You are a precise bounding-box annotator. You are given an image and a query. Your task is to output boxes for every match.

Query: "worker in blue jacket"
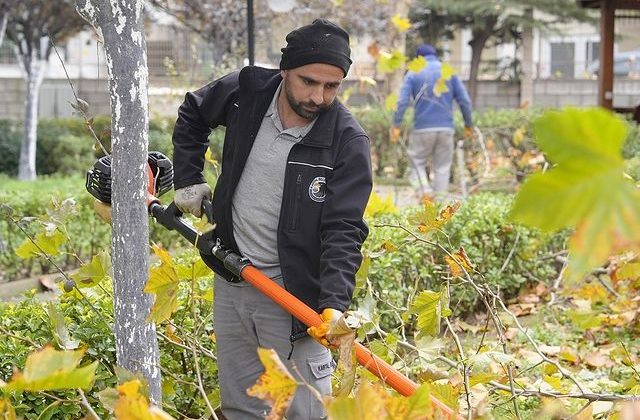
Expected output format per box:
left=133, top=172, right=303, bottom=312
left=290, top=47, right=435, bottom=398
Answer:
left=391, top=44, right=474, bottom=201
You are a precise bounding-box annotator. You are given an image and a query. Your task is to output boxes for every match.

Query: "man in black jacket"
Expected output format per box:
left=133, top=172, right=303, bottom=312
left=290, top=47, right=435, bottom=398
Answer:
left=171, top=19, right=372, bottom=419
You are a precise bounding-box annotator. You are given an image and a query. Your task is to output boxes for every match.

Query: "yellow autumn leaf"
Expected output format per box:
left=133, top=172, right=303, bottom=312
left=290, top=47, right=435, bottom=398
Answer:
left=385, top=383, right=432, bottom=419
left=437, top=202, right=461, bottom=225
left=444, top=247, right=473, bottom=277
left=204, top=148, right=218, bottom=167
left=433, top=77, right=449, bottom=97
left=114, top=380, right=176, bottom=420
left=359, top=76, right=377, bottom=87
left=0, top=397, right=17, bottom=420
left=385, top=92, right=398, bottom=112
left=440, top=63, right=455, bottom=80
left=365, top=192, right=398, bottom=219
left=247, top=348, right=297, bottom=420
left=15, top=229, right=66, bottom=259
left=383, top=240, right=398, bottom=252
left=145, top=247, right=182, bottom=323
left=326, top=381, right=387, bottom=420
left=391, top=15, right=412, bottom=32
left=512, top=126, right=527, bottom=146
left=407, top=56, right=427, bottom=73
left=151, top=244, right=173, bottom=266
left=377, top=50, right=406, bottom=74
left=543, top=375, right=567, bottom=393
left=175, top=259, right=212, bottom=281
left=616, top=261, right=640, bottom=281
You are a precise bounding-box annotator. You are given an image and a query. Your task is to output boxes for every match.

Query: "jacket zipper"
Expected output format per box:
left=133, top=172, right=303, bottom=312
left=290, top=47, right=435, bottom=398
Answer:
left=290, top=173, right=302, bottom=231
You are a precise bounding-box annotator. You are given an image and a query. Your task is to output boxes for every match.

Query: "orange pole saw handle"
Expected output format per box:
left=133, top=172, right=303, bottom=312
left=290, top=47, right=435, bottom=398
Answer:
left=147, top=200, right=460, bottom=418
left=240, top=265, right=459, bottom=418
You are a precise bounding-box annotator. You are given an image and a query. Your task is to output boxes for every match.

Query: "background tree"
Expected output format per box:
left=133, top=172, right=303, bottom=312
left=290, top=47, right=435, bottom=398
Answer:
left=148, top=0, right=252, bottom=71
left=0, top=2, right=8, bottom=48
left=413, top=0, right=591, bottom=104
left=4, top=0, right=86, bottom=180
left=75, top=0, right=162, bottom=403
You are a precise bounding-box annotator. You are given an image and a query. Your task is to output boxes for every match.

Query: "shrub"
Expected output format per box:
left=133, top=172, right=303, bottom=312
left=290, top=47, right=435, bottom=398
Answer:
left=0, top=120, right=22, bottom=176
left=0, top=275, right=217, bottom=419
left=623, top=118, right=640, bottom=160
left=0, top=176, right=188, bottom=282
left=362, top=193, right=566, bottom=323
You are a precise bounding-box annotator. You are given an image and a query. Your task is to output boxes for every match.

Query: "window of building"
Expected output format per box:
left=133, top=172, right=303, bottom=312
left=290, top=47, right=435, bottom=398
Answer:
left=586, top=41, right=600, bottom=67
left=550, top=42, right=575, bottom=78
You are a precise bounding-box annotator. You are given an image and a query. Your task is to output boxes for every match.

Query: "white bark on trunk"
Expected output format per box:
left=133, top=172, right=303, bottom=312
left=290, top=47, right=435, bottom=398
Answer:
left=0, top=13, right=7, bottom=48
left=76, top=0, right=161, bottom=403
left=18, top=50, right=47, bottom=180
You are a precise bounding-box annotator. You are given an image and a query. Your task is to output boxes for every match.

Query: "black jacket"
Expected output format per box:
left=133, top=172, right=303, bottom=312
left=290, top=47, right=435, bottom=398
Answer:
left=172, top=66, right=372, bottom=337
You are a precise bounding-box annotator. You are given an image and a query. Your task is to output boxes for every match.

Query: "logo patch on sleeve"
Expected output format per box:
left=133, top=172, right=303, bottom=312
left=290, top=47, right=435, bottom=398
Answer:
left=308, top=177, right=326, bottom=203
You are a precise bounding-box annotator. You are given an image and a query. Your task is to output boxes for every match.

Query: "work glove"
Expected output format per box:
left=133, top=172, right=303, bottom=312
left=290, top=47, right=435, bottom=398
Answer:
left=463, top=126, right=474, bottom=140
left=174, top=183, right=212, bottom=218
left=389, top=126, right=401, bottom=144
left=308, top=308, right=345, bottom=348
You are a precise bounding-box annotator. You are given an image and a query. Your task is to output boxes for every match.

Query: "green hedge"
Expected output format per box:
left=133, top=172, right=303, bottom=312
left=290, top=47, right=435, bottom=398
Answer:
left=0, top=117, right=227, bottom=177
left=0, top=176, right=189, bottom=283
left=0, top=276, right=217, bottom=418
left=362, top=193, right=567, bottom=320
left=2, top=108, right=637, bottom=179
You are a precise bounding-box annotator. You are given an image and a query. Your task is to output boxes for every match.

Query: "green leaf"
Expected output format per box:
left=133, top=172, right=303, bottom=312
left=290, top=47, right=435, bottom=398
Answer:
left=408, top=290, right=441, bottom=337
left=439, top=287, right=451, bottom=318
left=71, top=250, right=111, bottom=288
left=36, top=401, right=61, bottom=420
left=355, top=255, right=370, bottom=291
left=384, top=92, right=398, bottom=112
left=15, top=230, right=66, bottom=259
left=5, top=346, right=97, bottom=392
left=97, top=388, right=119, bottom=413
left=510, top=108, right=640, bottom=282
left=47, top=303, right=80, bottom=350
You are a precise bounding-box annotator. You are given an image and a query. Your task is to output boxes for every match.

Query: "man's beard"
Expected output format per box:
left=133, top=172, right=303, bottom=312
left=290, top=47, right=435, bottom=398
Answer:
left=284, top=79, right=331, bottom=121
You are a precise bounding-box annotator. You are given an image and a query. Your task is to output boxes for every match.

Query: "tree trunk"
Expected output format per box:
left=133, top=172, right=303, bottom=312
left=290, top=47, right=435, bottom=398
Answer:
left=76, top=0, right=161, bottom=403
left=520, top=8, right=534, bottom=107
left=18, top=51, right=46, bottom=181
left=0, top=13, right=7, bottom=48
left=467, top=16, right=497, bottom=106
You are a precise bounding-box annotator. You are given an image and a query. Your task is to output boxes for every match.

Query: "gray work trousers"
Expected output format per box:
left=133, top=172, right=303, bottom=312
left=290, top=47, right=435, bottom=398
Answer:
left=406, top=130, right=455, bottom=198
left=213, top=274, right=333, bottom=420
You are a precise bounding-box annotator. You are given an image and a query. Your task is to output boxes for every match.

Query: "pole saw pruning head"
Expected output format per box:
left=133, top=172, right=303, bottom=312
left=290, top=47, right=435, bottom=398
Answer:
left=86, top=151, right=174, bottom=204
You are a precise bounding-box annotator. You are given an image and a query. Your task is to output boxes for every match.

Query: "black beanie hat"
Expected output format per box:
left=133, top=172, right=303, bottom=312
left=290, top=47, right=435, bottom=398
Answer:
left=280, top=19, right=352, bottom=77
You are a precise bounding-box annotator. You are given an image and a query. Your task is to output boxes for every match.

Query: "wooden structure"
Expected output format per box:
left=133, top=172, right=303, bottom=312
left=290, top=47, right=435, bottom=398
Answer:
left=579, top=0, right=640, bottom=110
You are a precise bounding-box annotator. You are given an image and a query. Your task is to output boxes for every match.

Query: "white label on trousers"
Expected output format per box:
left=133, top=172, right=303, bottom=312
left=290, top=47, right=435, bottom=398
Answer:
left=309, top=357, right=336, bottom=379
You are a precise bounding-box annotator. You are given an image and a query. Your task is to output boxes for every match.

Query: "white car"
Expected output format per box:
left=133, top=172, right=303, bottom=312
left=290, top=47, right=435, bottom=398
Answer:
left=587, top=50, right=640, bottom=77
